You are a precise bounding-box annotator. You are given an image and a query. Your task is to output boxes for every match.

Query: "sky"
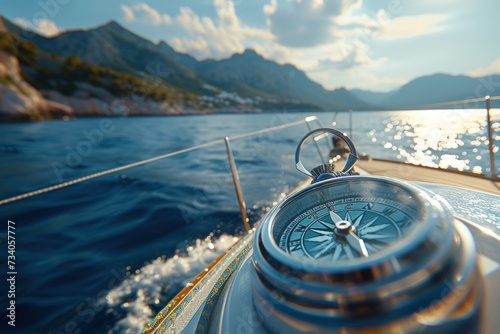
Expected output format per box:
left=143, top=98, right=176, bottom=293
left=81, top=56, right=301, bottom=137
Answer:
left=2, top=0, right=500, bottom=92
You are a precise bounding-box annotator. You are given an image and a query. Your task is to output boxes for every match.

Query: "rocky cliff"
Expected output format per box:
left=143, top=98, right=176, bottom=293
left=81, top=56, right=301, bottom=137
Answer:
left=0, top=50, right=186, bottom=120
left=0, top=50, right=72, bottom=121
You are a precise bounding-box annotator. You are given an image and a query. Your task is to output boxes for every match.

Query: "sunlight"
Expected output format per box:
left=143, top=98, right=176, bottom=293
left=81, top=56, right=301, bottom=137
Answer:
left=372, top=109, right=498, bottom=173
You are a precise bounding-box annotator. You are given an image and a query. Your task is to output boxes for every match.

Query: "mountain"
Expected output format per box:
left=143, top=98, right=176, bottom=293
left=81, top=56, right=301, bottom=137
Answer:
left=19, top=20, right=206, bottom=94
left=1, top=15, right=499, bottom=116
left=350, top=89, right=396, bottom=106
left=156, top=41, right=198, bottom=69
left=196, top=50, right=376, bottom=110
left=351, top=73, right=500, bottom=109
left=0, top=17, right=376, bottom=111
left=389, top=73, right=500, bottom=108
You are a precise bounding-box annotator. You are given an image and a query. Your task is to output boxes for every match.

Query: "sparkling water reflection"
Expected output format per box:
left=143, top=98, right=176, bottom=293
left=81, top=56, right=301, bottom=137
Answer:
left=0, top=110, right=498, bottom=333
left=355, top=109, right=499, bottom=174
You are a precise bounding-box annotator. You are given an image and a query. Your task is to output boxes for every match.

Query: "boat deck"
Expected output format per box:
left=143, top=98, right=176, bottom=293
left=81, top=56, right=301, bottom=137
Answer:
left=356, top=158, right=500, bottom=195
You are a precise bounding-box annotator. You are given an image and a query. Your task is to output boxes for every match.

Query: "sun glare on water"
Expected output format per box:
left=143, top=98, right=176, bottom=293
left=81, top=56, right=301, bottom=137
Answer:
left=372, top=109, right=499, bottom=174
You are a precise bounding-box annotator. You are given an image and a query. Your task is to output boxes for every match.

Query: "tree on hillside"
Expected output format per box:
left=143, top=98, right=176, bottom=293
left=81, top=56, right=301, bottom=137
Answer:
left=0, top=32, right=38, bottom=65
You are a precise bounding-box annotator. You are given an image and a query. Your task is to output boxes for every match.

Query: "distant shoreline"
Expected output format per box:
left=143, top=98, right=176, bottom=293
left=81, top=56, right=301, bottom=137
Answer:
left=4, top=106, right=500, bottom=124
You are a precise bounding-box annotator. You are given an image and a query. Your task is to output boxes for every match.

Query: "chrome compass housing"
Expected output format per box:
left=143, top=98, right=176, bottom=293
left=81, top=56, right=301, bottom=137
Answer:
left=251, top=128, right=482, bottom=334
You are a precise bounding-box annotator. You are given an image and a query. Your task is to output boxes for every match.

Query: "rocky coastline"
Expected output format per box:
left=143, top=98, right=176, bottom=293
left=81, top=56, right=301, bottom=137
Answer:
left=0, top=50, right=206, bottom=122
left=0, top=51, right=72, bottom=121
left=0, top=49, right=269, bottom=122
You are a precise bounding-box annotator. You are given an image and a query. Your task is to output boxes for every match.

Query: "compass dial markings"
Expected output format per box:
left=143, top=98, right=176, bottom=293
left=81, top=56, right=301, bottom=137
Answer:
left=295, top=224, right=307, bottom=233
left=317, top=220, right=334, bottom=229
left=279, top=189, right=421, bottom=262
left=363, top=202, right=374, bottom=210
left=308, top=240, right=332, bottom=254
left=396, top=217, right=412, bottom=228
left=382, top=207, right=397, bottom=216
left=361, top=233, right=394, bottom=240
left=344, top=245, right=355, bottom=259
left=289, top=237, right=301, bottom=247
left=352, top=212, right=365, bottom=228
left=310, top=228, right=332, bottom=236
left=332, top=244, right=343, bottom=261
left=345, top=211, right=353, bottom=223
left=313, top=241, right=338, bottom=259
left=307, top=234, right=332, bottom=243
left=365, top=243, right=379, bottom=253
left=359, top=223, right=390, bottom=234
left=356, top=215, right=378, bottom=229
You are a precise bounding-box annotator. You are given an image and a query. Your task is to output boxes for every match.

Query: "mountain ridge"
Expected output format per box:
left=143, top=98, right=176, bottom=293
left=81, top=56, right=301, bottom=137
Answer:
left=0, top=16, right=377, bottom=111
left=352, top=72, right=500, bottom=109
left=1, top=15, right=499, bottom=117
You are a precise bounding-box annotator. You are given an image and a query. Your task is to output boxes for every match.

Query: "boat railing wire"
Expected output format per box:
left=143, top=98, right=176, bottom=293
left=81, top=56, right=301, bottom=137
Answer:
left=2, top=98, right=498, bottom=207
left=417, top=96, right=499, bottom=178
left=0, top=117, right=325, bottom=208
left=336, top=96, right=500, bottom=179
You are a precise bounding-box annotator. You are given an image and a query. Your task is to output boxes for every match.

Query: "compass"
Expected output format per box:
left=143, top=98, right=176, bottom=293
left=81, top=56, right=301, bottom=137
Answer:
left=251, top=128, right=482, bottom=334
left=277, top=179, right=418, bottom=262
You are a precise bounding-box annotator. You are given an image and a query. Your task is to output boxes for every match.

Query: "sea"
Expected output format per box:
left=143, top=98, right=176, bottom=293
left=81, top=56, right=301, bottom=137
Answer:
left=0, top=109, right=498, bottom=333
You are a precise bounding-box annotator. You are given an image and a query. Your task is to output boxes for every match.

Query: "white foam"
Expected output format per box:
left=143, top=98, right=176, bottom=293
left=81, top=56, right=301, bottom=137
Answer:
left=105, top=234, right=240, bottom=333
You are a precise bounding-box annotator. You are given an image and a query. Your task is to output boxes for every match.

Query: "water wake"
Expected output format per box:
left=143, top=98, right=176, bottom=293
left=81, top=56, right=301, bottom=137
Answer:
left=105, top=234, right=240, bottom=333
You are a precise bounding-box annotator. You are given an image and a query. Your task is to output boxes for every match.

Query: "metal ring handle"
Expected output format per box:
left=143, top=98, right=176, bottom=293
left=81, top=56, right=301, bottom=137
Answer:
left=295, top=128, right=358, bottom=177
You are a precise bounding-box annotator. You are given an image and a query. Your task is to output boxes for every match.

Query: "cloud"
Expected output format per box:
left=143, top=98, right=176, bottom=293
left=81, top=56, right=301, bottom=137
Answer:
left=304, top=39, right=388, bottom=89
left=171, top=0, right=273, bottom=59
left=162, top=0, right=389, bottom=90
left=263, top=0, right=277, bottom=16
left=120, top=5, right=135, bottom=22
left=14, top=17, right=60, bottom=37
left=169, top=0, right=376, bottom=66
left=120, top=3, right=171, bottom=26
left=304, top=10, right=449, bottom=90
left=172, top=36, right=209, bottom=55
left=317, top=49, right=371, bottom=71
left=308, top=62, right=405, bottom=91
left=263, top=0, right=360, bottom=48
left=470, top=56, right=500, bottom=77
left=376, top=14, right=447, bottom=40
left=130, top=0, right=452, bottom=91
left=257, top=0, right=388, bottom=81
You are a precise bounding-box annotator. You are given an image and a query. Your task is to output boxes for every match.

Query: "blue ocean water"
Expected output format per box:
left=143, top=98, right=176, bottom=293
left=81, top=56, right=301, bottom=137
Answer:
left=0, top=110, right=498, bottom=333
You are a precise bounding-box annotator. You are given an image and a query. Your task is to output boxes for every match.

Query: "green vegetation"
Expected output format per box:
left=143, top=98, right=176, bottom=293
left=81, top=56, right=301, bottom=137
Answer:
left=0, top=30, right=298, bottom=112
left=52, top=55, right=193, bottom=102
left=0, top=32, right=16, bottom=54
left=0, top=35, right=284, bottom=113
left=0, top=32, right=38, bottom=65
left=1, top=32, right=194, bottom=104
left=13, top=52, right=198, bottom=104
